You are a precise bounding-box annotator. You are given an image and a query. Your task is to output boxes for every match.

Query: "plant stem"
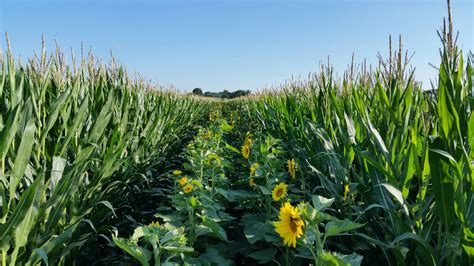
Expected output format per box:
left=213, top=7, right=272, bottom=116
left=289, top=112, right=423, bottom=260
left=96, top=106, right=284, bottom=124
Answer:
left=2, top=249, right=6, bottom=266
left=314, top=226, right=323, bottom=254
left=188, top=205, right=195, bottom=246
left=307, top=245, right=318, bottom=265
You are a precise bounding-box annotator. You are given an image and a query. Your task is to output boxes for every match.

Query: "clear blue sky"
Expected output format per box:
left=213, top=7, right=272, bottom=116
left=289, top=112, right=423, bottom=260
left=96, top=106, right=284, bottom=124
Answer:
left=0, top=0, right=472, bottom=92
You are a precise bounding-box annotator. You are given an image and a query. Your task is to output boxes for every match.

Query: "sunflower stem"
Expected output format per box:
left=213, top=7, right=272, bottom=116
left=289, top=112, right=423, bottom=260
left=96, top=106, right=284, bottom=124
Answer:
left=188, top=204, right=195, bottom=246
left=314, top=226, right=323, bottom=254
left=2, top=249, right=6, bottom=266
left=307, top=245, right=318, bottom=265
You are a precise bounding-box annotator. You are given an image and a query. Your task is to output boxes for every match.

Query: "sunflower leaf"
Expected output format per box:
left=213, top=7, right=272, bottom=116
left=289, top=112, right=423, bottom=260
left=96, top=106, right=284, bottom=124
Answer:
left=325, top=219, right=365, bottom=238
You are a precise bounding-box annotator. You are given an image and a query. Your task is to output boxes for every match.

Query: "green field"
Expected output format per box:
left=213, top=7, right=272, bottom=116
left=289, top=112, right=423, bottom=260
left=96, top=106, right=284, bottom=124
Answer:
left=0, top=9, right=473, bottom=266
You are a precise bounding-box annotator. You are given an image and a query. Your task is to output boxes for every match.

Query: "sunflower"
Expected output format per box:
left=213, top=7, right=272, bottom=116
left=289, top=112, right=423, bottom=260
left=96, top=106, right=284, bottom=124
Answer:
left=287, top=159, right=296, bottom=179
left=206, top=153, right=221, bottom=165
left=273, top=202, right=304, bottom=248
left=244, top=137, right=252, bottom=147
left=173, top=170, right=183, bottom=176
left=241, top=145, right=250, bottom=159
left=183, top=184, right=194, bottom=193
left=200, top=130, right=212, bottom=139
left=343, top=184, right=350, bottom=201
left=148, top=221, right=162, bottom=228
left=272, top=182, right=288, bottom=201
left=250, top=162, right=260, bottom=175
left=244, top=132, right=253, bottom=146
left=187, top=141, right=194, bottom=149
left=178, top=177, right=187, bottom=186
left=249, top=177, right=256, bottom=187
left=229, top=113, right=236, bottom=126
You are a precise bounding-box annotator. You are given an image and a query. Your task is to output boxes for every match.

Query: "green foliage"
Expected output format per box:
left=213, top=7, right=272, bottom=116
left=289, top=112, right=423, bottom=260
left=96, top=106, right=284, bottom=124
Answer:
left=1, top=6, right=472, bottom=265
left=115, top=111, right=366, bottom=265
left=0, top=43, right=210, bottom=264
left=242, top=30, right=473, bottom=265
left=112, top=222, right=193, bottom=265
left=203, top=89, right=251, bottom=99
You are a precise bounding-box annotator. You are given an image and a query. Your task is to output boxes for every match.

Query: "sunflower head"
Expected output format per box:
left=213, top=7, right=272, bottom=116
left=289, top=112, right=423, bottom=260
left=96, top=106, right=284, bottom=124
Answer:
left=273, top=202, right=304, bottom=248
left=244, top=137, right=252, bottom=147
left=187, top=141, right=194, bottom=149
left=148, top=221, right=162, bottom=229
left=200, top=130, right=212, bottom=139
left=206, top=153, right=221, bottom=165
left=343, top=184, right=350, bottom=201
left=244, top=132, right=253, bottom=146
left=241, top=145, right=250, bottom=159
left=250, top=162, right=260, bottom=175
left=178, top=177, right=187, bottom=186
left=178, top=234, right=188, bottom=246
left=287, top=159, right=297, bottom=179
left=173, top=170, right=183, bottom=176
left=249, top=177, right=256, bottom=187
left=209, top=110, right=220, bottom=121
left=183, top=184, right=194, bottom=194
left=272, top=182, right=288, bottom=201
left=229, top=113, right=236, bottom=126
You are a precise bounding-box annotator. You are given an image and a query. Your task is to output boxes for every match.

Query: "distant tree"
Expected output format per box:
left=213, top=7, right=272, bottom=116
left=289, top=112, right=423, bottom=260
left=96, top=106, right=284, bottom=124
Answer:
left=201, top=89, right=251, bottom=99
left=222, top=90, right=230, bottom=99
left=192, top=88, right=203, bottom=95
left=230, top=90, right=250, bottom=98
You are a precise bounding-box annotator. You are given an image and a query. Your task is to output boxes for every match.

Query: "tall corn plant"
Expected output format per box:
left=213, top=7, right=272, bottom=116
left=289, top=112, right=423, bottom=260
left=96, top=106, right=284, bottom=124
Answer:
left=429, top=18, right=473, bottom=263
left=0, top=38, right=210, bottom=265
left=245, top=4, right=472, bottom=264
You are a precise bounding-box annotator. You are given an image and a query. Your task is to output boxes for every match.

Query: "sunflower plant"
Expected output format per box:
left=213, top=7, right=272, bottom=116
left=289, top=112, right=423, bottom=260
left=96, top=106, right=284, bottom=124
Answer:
left=112, top=221, right=193, bottom=266
left=271, top=195, right=365, bottom=265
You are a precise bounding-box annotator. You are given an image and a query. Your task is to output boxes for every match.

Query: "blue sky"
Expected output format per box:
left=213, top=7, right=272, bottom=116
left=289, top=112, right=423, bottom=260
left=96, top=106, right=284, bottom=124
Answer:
left=0, top=0, right=472, bottom=92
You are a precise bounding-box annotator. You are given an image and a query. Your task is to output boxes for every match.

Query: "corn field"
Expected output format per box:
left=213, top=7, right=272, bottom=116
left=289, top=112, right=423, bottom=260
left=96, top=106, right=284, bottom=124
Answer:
left=0, top=6, right=473, bottom=266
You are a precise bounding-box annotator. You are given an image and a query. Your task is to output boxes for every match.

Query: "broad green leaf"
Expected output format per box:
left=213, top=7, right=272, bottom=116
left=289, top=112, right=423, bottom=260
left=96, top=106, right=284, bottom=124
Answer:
left=325, top=219, right=364, bottom=238
left=312, top=195, right=335, bottom=212
left=429, top=140, right=455, bottom=229
left=380, top=183, right=409, bottom=216
left=390, top=232, right=436, bottom=265
left=202, top=216, right=229, bottom=242
left=0, top=105, right=20, bottom=163
left=244, top=221, right=275, bottom=244
left=112, top=237, right=150, bottom=266
left=248, top=249, right=277, bottom=263
left=11, top=174, right=44, bottom=265
left=39, top=89, right=70, bottom=146
left=10, top=119, right=36, bottom=200
left=0, top=169, right=43, bottom=246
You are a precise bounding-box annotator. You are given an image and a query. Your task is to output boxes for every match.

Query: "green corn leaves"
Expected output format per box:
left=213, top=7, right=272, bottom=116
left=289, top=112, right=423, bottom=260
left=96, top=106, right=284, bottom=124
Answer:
left=0, top=43, right=210, bottom=265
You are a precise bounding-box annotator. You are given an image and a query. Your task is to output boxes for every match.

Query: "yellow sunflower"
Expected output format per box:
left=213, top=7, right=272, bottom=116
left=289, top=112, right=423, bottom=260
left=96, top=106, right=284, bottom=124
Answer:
left=148, top=221, right=161, bottom=228
left=272, top=182, right=288, bottom=201
left=273, top=202, right=304, bottom=248
left=241, top=145, right=250, bottom=159
left=173, top=170, right=183, bottom=176
left=200, top=130, right=212, bottom=139
left=244, top=132, right=253, bottom=146
left=183, top=184, right=194, bottom=193
left=244, top=138, right=252, bottom=147
left=229, top=113, right=236, bottom=126
left=250, top=162, right=260, bottom=175
left=178, top=177, right=187, bottom=186
left=249, top=177, right=256, bottom=187
left=287, top=159, right=296, bottom=179
left=343, top=184, right=350, bottom=201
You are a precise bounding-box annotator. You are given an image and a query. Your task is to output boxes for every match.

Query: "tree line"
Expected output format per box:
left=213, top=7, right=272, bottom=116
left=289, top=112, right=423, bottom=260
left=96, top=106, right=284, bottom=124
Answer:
left=192, top=88, right=251, bottom=99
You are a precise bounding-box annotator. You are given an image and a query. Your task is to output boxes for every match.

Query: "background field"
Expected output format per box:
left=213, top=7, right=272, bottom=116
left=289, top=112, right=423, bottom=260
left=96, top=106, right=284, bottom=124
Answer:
left=0, top=2, right=473, bottom=266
